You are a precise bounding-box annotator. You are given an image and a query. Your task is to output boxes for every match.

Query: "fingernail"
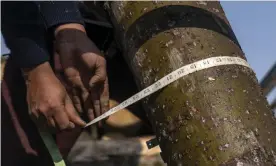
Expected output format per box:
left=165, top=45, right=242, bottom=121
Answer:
left=77, top=107, right=83, bottom=113
left=80, top=119, right=86, bottom=126
left=69, top=122, right=75, bottom=129
left=89, top=83, right=95, bottom=89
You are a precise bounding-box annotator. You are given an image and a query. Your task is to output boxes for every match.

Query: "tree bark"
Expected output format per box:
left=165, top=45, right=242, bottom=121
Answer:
left=106, top=1, right=276, bottom=166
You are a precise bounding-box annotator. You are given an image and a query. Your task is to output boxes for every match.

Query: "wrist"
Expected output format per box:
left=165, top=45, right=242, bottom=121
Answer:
left=21, top=62, right=54, bottom=81
left=54, top=23, right=86, bottom=37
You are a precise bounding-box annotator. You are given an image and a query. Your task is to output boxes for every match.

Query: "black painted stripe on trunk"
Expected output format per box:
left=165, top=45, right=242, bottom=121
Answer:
left=125, top=5, right=241, bottom=56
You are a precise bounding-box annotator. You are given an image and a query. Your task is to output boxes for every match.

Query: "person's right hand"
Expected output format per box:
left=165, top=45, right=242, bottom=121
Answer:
left=23, top=62, right=86, bottom=130
left=54, top=24, right=109, bottom=123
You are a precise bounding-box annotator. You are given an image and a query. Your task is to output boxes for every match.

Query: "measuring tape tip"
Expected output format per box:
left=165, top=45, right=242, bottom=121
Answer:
left=84, top=124, right=91, bottom=128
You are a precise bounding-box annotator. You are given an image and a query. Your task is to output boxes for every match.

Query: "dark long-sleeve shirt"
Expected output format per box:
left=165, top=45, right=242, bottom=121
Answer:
left=2, top=1, right=84, bottom=68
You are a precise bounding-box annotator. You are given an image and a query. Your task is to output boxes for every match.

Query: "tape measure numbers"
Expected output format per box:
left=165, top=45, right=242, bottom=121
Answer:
left=85, top=56, right=251, bottom=127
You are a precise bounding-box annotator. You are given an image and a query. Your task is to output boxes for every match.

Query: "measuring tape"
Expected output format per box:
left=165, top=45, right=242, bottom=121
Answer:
left=85, top=56, right=251, bottom=127
left=38, top=129, right=66, bottom=166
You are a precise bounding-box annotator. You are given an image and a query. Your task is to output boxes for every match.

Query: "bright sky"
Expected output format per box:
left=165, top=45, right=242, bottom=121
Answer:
left=1, top=1, right=275, bottom=102
left=220, top=1, right=276, bottom=103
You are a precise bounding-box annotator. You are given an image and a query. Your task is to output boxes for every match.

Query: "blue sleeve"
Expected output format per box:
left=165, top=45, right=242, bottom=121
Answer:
left=2, top=1, right=85, bottom=68
left=1, top=1, right=50, bottom=68
left=34, top=1, right=84, bottom=29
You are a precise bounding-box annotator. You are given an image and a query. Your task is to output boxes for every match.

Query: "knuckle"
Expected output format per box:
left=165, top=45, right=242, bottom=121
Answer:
left=58, top=123, right=68, bottom=130
left=101, top=57, right=107, bottom=65
left=93, top=100, right=101, bottom=108
left=94, top=100, right=100, bottom=105
left=48, top=103, right=64, bottom=113
left=72, top=96, right=81, bottom=104
left=97, top=56, right=106, bottom=66
left=101, top=98, right=109, bottom=104
left=82, top=91, right=89, bottom=100
left=87, top=109, right=94, bottom=114
left=67, top=76, right=82, bottom=85
left=65, top=69, right=79, bottom=78
left=96, top=72, right=107, bottom=82
left=38, top=105, right=50, bottom=115
left=75, top=105, right=82, bottom=112
left=102, top=102, right=109, bottom=108
left=97, top=76, right=106, bottom=83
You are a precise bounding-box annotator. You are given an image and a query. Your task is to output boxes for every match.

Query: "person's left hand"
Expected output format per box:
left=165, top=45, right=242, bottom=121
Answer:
left=53, top=23, right=109, bottom=123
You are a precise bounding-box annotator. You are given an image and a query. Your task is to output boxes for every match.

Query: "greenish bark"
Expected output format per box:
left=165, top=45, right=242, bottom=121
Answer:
left=106, top=1, right=276, bottom=165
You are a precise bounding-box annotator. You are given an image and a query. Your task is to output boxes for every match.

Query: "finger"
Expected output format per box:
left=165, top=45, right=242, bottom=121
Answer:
left=81, top=51, right=102, bottom=70
left=100, top=78, right=109, bottom=118
left=68, top=121, right=75, bottom=129
left=81, top=89, right=90, bottom=104
left=91, top=90, right=102, bottom=126
left=66, top=74, right=89, bottom=111
left=29, top=107, right=43, bottom=128
left=31, top=108, right=40, bottom=118
left=87, top=108, right=95, bottom=121
left=81, top=89, right=92, bottom=120
left=87, top=57, right=107, bottom=88
left=91, top=92, right=101, bottom=118
left=46, top=117, right=59, bottom=134
left=28, top=101, right=40, bottom=118
left=65, top=95, right=86, bottom=127
left=52, top=105, right=70, bottom=130
left=83, top=93, right=95, bottom=121
left=65, top=69, right=84, bottom=89
left=70, top=89, right=83, bottom=113
left=47, top=117, right=56, bottom=128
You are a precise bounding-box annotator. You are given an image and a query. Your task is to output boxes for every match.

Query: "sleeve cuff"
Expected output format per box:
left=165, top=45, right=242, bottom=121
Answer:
left=36, top=1, right=84, bottom=29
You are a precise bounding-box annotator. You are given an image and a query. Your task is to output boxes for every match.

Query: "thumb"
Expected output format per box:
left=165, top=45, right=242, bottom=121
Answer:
left=89, top=73, right=106, bottom=89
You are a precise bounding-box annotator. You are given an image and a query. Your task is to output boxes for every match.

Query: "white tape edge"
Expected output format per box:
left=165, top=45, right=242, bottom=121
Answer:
left=85, top=56, right=251, bottom=127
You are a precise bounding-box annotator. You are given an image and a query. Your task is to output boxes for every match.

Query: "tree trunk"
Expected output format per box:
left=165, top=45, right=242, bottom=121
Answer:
left=106, top=1, right=276, bottom=166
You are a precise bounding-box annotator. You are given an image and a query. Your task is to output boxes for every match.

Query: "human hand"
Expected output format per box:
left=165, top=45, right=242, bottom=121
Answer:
left=23, top=62, right=86, bottom=130
left=54, top=24, right=109, bottom=123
